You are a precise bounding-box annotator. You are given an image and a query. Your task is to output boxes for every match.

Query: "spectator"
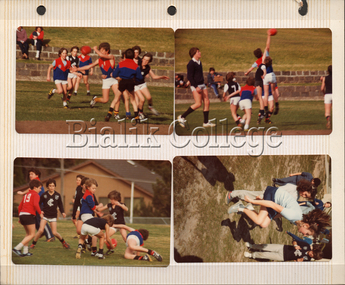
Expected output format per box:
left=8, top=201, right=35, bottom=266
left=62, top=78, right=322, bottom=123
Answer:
left=207, top=67, right=222, bottom=97
left=16, top=27, right=29, bottom=59
left=29, top=27, right=44, bottom=60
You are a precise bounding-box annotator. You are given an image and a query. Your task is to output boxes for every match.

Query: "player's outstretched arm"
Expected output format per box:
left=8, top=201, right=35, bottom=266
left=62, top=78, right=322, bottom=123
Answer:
left=289, top=172, right=302, bottom=177
left=113, top=224, right=134, bottom=232
left=75, top=60, right=99, bottom=72
left=244, top=66, right=254, bottom=76
left=93, top=46, right=115, bottom=60
left=149, top=70, right=169, bottom=80
left=266, top=31, right=271, bottom=52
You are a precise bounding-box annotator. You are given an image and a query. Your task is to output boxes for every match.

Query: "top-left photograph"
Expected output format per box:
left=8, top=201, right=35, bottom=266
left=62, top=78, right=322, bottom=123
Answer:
left=15, top=27, right=174, bottom=134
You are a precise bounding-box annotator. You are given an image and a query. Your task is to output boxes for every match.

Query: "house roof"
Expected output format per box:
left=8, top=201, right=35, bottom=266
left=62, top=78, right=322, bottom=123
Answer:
left=14, top=159, right=162, bottom=196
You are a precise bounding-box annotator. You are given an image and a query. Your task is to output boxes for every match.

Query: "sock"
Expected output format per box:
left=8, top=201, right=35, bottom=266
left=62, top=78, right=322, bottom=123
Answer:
left=203, top=111, right=209, bottom=124
left=134, top=256, right=140, bottom=260
left=74, top=91, right=77, bottom=94
left=275, top=102, right=279, bottom=107
left=92, top=247, right=97, bottom=253
left=36, top=50, right=39, bottom=58
left=87, top=90, right=90, bottom=94
left=95, top=98, right=101, bottom=103
left=59, top=238, right=64, bottom=243
left=32, top=241, right=37, bottom=245
left=138, top=108, right=143, bottom=113
left=268, top=111, right=272, bottom=118
left=326, top=116, right=330, bottom=121
left=147, top=249, right=154, bottom=255
left=78, top=244, right=83, bottom=248
left=134, top=111, right=139, bottom=119
left=23, top=246, right=28, bottom=254
left=181, top=107, right=195, bottom=119
left=99, top=248, right=103, bottom=254
left=53, top=89, right=56, bottom=94
left=259, top=109, right=264, bottom=116
left=235, top=119, right=240, bottom=125
left=264, top=106, right=269, bottom=117
left=244, top=124, right=249, bottom=130
left=15, top=243, right=24, bottom=251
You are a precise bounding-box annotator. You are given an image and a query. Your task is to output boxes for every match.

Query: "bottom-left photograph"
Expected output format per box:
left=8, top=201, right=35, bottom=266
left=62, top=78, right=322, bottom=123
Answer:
left=12, top=158, right=171, bottom=267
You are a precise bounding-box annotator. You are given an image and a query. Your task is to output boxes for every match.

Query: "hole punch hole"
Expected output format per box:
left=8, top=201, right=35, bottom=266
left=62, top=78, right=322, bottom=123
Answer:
left=167, top=5, right=177, bottom=16
left=36, top=5, right=46, bottom=16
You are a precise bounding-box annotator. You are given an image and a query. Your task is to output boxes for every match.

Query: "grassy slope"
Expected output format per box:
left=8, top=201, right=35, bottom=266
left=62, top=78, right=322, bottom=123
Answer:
left=175, top=100, right=329, bottom=134
left=175, top=29, right=331, bottom=72
left=174, top=155, right=329, bottom=262
left=23, top=27, right=174, bottom=53
left=16, top=81, right=173, bottom=124
left=12, top=220, right=170, bottom=267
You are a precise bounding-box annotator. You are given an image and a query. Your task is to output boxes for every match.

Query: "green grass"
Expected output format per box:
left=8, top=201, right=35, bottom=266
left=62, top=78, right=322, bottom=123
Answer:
left=175, top=29, right=331, bottom=72
left=174, top=155, right=330, bottom=262
left=16, top=81, right=173, bottom=124
left=12, top=219, right=170, bottom=266
left=23, top=27, right=174, bottom=53
left=175, top=100, right=330, bottom=135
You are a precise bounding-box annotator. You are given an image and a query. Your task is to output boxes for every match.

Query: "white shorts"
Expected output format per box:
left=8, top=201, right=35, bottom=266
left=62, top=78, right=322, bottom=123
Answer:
left=126, top=235, right=140, bottom=247
left=134, top=82, right=147, bottom=91
left=102, top=77, right=118, bottom=89
left=262, top=95, right=274, bottom=102
left=81, top=224, right=101, bottom=236
left=43, top=217, right=57, bottom=223
left=239, top=99, right=252, bottom=110
left=81, top=213, right=93, bottom=223
left=68, top=73, right=78, bottom=79
left=55, top=80, right=68, bottom=85
left=263, top=73, right=277, bottom=85
left=230, top=96, right=240, bottom=106
left=190, top=84, right=206, bottom=92
left=324, top=94, right=332, bottom=104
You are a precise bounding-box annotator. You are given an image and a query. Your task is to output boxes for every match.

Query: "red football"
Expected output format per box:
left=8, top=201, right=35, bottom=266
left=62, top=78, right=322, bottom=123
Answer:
left=268, top=28, right=277, bottom=36
left=81, top=45, right=92, bottom=55
left=105, top=238, right=117, bottom=249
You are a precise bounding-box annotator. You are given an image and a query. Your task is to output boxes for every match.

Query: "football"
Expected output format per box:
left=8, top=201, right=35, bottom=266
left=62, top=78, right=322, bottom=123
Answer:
left=105, top=238, right=117, bottom=249
left=80, top=45, right=92, bottom=55
left=268, top=28, right=277, bottom=36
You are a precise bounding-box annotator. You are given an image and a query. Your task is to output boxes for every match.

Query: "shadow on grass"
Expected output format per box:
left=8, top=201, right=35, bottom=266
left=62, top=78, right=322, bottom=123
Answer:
left=174, top=247, right=203, bottom=263
left=221, top=215, right=257, bottom=243
left=181, top=156, right=235, bottom=191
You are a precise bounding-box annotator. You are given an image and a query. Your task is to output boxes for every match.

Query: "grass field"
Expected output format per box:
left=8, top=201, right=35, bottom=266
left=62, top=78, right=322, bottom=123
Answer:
left=175, top=29, right=331, bottom=72
left=16, top=81, right=173, bottom=124
left=174, top=155, right=331, bottom=262
left=175, top=100, right=330, bottom=135
left=12, top=219, right=170, bottom=267
left=22, top=27, right=174, bottom=53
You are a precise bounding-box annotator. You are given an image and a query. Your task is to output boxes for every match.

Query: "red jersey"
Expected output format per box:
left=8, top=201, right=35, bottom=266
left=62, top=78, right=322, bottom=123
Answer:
left=18, top=190, right=42, bottom=216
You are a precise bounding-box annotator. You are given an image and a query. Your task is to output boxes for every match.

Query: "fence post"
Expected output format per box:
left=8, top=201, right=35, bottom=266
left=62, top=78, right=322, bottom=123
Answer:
left=130, top=181, right=134, bottom=223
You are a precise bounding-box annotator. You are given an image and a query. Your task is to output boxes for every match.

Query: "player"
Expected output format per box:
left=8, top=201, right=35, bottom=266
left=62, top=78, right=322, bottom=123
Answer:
left=223, top=72, right=242, bottom=126
left=47, top=47, right=72, bottom=109
left=73, top=43, right=118, bottom=107
left=29, top=179, right=70, bottom=249
left=320, top=65, right=332, bottom=129
left=75, top=214, right=115, bottom=260
left=66, top=46, right=82, bottom=99
left=106, top=48, right=142, bottom=123
left=261, top=83, right=276, bottom=124
left=132, top=45, right=142, bottom=65
left=77, top=47, right=93, bottom=96
left=237, top=77, right=256, bottom=131
left=135, top=53, right=169, bottom=119
left=177, top=47, right=215, bottom=128
left=12, top=179, right=42, bottom=257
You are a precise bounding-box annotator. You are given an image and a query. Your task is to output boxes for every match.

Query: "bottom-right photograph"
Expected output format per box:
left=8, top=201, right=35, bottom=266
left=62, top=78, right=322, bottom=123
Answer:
left=173, top=155, right=332, bottom=263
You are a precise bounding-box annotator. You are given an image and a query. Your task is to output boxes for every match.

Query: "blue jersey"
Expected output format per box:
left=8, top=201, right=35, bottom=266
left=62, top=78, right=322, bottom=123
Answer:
left=112, top=59, right=143, bottom=80
left=99, top=58, right=115, bottom=79
left=239, top=85, right=256, bottom=101
left=53, top=57, right=70, bottom=81
left=126, top=230, right=144, bottom=246
left=80, top=189, right=96, bottom=215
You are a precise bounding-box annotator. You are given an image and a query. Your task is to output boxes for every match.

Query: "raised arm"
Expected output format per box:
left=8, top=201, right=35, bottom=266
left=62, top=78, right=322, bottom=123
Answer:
left=265, top=31, right=271, bottom=52
left=93, top=46, right=114, bottom=60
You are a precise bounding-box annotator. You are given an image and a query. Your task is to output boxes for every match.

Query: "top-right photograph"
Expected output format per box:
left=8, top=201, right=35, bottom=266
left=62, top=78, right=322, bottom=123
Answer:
left=175, top=29, right=332, bottom=136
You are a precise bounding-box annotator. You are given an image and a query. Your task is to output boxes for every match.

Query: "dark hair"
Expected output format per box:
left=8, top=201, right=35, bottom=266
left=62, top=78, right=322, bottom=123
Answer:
left=58, top=47, right=68, bottom=56
left=209, top=67, right=215, bottom=72
left=142, top=53, right=153, bottom=63
left=246, top=77, right=255, bottom=86
left=327, top=65, right=332, bottom=75
left=81, top=176, right=89, bottom=186
left=29, top=179, right=42, bottom=190
left=312, top=178, right=321, bottom=188
left=76, top=174, right=84, bottom=180
left=297, top=179, right=315, bottom=199
left=311, top=244, right=324, bottom=260
left=98, top=42, right=111, bottom=53
left=253, top=48, right=263, bottom=59
left=124, top=48, right=134, bottom=59
left=324, top=202, right=332, bottom=207
left=35, top=27, right=43, bottom=31
left=46, top=179, right=56, bottom=187
left=108, top=190, right=121, bottom=201
left=85, top=178, right=98, bottom=189
left=226, top=72, right=236, bottom=82
left=70, top=46, right=79, bottom=52
left=302, top=209, right=331, bottom=237
left=189, top=47, right=199, bottom=58
left=132, top=45, right=141, bottom=55
left=28, top=168, right=41, bottom=178
left=138, top=229, right=149, bottom=240
left=102, top=214, right=114, bottom=226
left=264, top=56, right=272, bottom=67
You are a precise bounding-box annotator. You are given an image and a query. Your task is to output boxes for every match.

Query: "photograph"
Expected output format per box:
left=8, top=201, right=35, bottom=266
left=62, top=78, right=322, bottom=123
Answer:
left=12, top=158, right=171, bottom=267
left=174, top=155, right=332, bottom=263
left=16, top=27, right=174, bottom=135
left=175, top=29, right=332, bottom=136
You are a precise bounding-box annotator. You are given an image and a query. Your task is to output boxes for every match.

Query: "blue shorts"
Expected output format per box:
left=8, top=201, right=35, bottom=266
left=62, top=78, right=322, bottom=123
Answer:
left=263, top=186, right=279, bottom=219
